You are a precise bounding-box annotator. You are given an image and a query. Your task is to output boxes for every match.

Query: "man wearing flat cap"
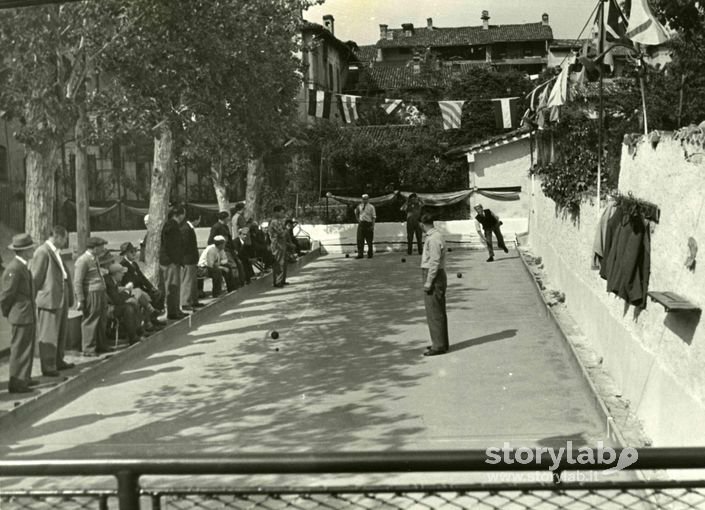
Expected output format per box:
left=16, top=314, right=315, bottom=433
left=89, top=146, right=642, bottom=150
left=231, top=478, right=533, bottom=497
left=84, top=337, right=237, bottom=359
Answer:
left=74, top=237, right=109, bottom=356
left=0, top=233, right=37, bottom=393
left=355, top=193, right=376, bottom=259
left=31, top=225, right=75, bottom=377
left=119, top=241, right=164, bottom=312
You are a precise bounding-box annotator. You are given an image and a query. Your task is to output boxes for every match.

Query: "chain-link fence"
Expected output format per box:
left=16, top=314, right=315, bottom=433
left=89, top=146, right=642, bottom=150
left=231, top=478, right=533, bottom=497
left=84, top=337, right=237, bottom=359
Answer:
left=0, top=491, right=113, bottom=510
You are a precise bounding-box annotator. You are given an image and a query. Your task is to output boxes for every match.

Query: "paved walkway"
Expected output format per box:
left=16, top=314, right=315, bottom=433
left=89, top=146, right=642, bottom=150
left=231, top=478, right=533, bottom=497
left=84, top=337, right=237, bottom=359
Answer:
left=0, top=248, right=611, bottom=491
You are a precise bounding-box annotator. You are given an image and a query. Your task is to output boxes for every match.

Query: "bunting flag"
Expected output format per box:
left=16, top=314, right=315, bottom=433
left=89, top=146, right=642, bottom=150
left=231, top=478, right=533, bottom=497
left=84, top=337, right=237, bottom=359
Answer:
left=338, top=94, right=360, bottom=124
left=307, top=88, right=332, bottom=119
left=492, top=97, right=519, bottom=129
left=438, top=100, right=465, bottom=130
left=547, top=64, right=570, bottom=108
left=382, top=98, right=403, bottom=115
left=535, top=84, right=551, bottom=130
left=626, top=0, right=670, bottom=46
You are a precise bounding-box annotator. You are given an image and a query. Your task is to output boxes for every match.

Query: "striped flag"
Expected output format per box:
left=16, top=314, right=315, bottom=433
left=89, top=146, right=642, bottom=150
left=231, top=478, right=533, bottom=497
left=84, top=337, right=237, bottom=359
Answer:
left=307, top=88, right=332, bottom=119
left=547, top=64, right=570, bottom=108
left=438, top=100, right=465, bottom=130
left=492, top=97, right=519, bottom=129
left=338, top=94, right=360, bottom=124
left=626, top=0, right=670, bottom=46
left=382, top=98, right=403, bottom=115
left=591, top=0, right=628, bottom=70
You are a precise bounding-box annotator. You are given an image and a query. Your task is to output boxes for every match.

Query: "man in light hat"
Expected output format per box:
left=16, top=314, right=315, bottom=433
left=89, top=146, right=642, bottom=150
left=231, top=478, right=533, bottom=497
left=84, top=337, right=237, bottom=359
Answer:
left=74, top=236, right=109, bottom=356
left=197, top=235, right=232, bottom=296
left=32, top=225, right=75, bottom=377
left=355, top=194, right=376, bottom=259
left=474, top=204, right=509, bottom=262
left=0, top=233, right=37, bottom=393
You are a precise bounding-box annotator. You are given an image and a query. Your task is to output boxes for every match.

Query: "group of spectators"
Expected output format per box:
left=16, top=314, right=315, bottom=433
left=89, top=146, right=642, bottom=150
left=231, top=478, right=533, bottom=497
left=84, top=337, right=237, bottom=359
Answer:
left=0, top=203, right=303, bottom=394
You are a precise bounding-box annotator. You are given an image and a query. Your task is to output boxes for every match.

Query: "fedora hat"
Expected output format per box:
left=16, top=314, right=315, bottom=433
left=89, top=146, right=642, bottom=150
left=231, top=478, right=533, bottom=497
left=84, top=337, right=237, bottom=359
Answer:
left=119, top=241, right=136, bottom=255
left=8, top=233, right=36, bottom=251
left=86, top=237, right=108, bottom=249
left=98, top=250, right=115, bottom=267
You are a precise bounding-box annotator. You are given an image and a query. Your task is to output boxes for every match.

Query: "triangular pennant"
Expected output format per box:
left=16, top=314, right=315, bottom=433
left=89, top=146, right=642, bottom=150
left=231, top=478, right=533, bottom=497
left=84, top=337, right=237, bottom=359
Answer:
left=338, top=94, right=360, bottom=124
left=492, top=97, right=519, bottom=129
left=382, top=98, right=403, bottom=115
left=307, top=88, right=332, bottom=119
left=438, top=100, right=464, bottom=130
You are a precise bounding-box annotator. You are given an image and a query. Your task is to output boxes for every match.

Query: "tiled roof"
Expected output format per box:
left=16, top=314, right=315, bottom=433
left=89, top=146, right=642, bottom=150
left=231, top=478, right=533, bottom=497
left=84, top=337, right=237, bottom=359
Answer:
left=301, top=21, right=353, bottom=55
left=346, top=60, right=543, bottom=92
left=550, top=38, right=589, bottom=49
left=444, top=126, right=533, bottom=158
left=354, top=44, right=378, bottom=63
left=377, top=23, right=553, bottom=48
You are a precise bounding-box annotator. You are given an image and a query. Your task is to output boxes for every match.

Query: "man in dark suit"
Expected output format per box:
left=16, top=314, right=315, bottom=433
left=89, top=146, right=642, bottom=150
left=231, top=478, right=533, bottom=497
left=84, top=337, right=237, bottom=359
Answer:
left=0, top=234, right=38, bottom=393
left=233, top=227, right=254, bottom=284
left=119, top=241, right=164, bottom=312
left=180, top=214, right=202, bottom=310
left=31, top=225, right=75, bottom=377
left=105, top=263, right=145, bottom=345
left=401, top=193, right=424, bottom=255
left=160, top=206, right=187, bottom=320
left=474, top=204, right=509, bottom=262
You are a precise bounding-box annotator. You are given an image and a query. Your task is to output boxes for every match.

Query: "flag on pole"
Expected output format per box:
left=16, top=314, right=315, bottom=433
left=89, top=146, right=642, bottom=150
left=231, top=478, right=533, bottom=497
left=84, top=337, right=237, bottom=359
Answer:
left=626, top=0, right=670, bottom=46
left=547, top=64, right=570, bottom=108
left=438, top=100, right=465, bottom=130
left=536, top=84, right=551, bottom=130
left=338, top=94, right=360, bottom=124
left=307, top=89, right=332, bottom=119
left=492, top=97, right=519, bottom=129
left=591, top=0, right=628, bottom=71
left=382, top=98, right=403, bottom=115
left=527, top=81, right=550, bottom=111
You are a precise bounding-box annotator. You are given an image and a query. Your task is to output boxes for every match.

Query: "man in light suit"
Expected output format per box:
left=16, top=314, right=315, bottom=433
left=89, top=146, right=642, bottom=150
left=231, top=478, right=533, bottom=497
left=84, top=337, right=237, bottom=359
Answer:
left=32, top=225, right=75, bottom=377
left=74, top=237, right=109, bottom=356
left=0, top=234, right=38, bottom=393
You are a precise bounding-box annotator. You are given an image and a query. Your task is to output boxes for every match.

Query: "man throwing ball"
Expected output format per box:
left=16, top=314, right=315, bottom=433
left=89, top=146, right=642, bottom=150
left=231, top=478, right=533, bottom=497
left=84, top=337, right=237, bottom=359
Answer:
left=474, top=204, right=509, bottom=262
left=420, top=213, right=449, bottom=356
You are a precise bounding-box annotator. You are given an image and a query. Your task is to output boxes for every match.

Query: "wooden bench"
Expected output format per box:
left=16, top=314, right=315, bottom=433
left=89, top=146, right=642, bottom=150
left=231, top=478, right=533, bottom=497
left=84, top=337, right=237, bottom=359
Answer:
left=648, top=291, right=701, bottom=313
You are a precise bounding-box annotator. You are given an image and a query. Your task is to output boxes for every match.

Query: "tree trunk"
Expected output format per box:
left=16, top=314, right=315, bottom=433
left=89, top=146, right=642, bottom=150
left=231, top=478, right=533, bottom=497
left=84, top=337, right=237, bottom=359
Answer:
left=25, top=142, right=60, bottom=244
left=144, top=122, right=175, bottom=283
left=75, top=104, right=90, bottom=256
left=210, top=156, right=229, bottom=212
left=244, top=155, right=265, bottom=223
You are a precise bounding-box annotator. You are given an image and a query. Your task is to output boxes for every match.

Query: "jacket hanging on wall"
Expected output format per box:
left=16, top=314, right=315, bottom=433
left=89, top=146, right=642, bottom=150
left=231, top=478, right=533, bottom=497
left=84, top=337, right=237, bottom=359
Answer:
left=600, top=204, right=651, bottom=309
left=592, top=200, right=617, bottom=270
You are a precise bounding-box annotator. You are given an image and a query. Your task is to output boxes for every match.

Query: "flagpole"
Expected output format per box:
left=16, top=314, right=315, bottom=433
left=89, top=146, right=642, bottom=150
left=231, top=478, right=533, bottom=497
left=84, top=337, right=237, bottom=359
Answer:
left=597, top=0, right=605, bottom=215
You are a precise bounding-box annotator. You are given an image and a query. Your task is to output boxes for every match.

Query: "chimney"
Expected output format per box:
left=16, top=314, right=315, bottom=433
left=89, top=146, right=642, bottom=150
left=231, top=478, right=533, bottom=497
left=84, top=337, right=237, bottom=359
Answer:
left=379, top=24, right=388, bottom=39
left=323, top=14, right=335, bottom=35
left=481, top=10, right=490, bottom=30
left=427, top=17, right=433, bottom=29
left=542, top=13, right=549, bottom=26
left=402, top=23, right=415, bottom=37
left=412, top=50, right=421, bottom=74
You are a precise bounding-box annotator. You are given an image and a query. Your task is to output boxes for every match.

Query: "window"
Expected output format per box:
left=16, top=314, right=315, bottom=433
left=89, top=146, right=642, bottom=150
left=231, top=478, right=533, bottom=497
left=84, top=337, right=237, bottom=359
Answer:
left=0, top=145, right=7, bottom=182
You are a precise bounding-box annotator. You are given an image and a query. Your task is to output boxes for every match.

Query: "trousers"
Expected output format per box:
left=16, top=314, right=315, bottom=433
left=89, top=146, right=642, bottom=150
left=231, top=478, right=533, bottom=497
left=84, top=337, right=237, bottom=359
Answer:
left=422, top=268, right=449, bottom=352
left=357, top=221, right=374, bottom=256
left=37, top=280, right=69, bottom=373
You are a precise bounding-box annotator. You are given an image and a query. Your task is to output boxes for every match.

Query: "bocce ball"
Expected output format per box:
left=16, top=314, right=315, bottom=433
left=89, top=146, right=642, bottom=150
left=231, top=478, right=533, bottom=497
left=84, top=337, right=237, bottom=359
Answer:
left=457, top=272, right=462, bottom=278
left=345, top=253, right=350, bottom=258
left=271, top=331, right=279, bottom=339
left=401, top=258, right=406, bottom=263
left=448, top=247, right=453, bottom=252
left=275, top=347, right=280, bottom=352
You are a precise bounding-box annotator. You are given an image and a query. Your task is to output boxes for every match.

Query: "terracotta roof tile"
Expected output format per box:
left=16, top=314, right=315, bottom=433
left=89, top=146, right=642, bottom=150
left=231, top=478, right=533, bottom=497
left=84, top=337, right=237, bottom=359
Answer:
left=354, top=44, right=378, bottom=62
left=377, top=23, right=553, bottom=48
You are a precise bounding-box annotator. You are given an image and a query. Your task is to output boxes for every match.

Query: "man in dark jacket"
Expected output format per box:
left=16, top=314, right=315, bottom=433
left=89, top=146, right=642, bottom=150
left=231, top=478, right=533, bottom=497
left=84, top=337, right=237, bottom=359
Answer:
left=159, top=206, right=187, bottom=319
left=105, top=263, right=145, bottom=345
left=119, top=241, right=164, bottom=312
left=474, top=204, right=509, bottom=262
left=401, top=193, right=424, bottom=255
left=180, top=214, right=202, bottom=310
left=233, top=227, right=255, bottom=284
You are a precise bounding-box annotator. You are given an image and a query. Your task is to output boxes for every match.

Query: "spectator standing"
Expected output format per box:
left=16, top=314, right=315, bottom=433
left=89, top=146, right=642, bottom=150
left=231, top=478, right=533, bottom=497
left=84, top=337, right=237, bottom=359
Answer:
left=355, top=194, right=376, bottom=259
left=32, top=225, right=75, bottom=377
left=119, top=242, right=165, bottom=312
left=74, top=237, right=109, bottom=357
left=180, top=214, right=202, bottom=311
left=269, top=205, right=289, bottom=288
left=401, top=193, right=424, bottom=255
left=249, top=220, right=273, bottom=271
left=233, top=228, right=254, bottom=284
left=160, top=206, right=187, bottom=320
left=0, top=234, right=37, bottom=393
left=231, top=202, right=247, bottom=238
left=420, top=213, right=449, bottom=356
left=474, top=204, right=509, bottom=262
left=209, top=211, right=234, bottom=250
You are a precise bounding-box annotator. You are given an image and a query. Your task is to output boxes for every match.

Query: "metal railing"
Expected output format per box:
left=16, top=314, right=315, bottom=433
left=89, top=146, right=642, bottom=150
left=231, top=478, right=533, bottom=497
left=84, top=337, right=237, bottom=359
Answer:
left=1, top=448, right=705, bottom=509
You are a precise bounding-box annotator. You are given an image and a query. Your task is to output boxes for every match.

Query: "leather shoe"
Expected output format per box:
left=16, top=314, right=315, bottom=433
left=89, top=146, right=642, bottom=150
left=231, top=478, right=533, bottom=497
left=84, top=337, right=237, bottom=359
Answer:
left=82, top=351, right=100, bottom=357
left=57, top=361, right=75, bottom=370
left=486, top=256, right=494, bottom=262
left=8, top=382, right=32, bottom=393
left=355, top=255, right=364, bottom=259
left=503, top=247, right=509, bottom=253
left=42, top=371, right=61, bottom=377
left=423, top=349, right=447, bottom=357
left=192, top=302, right=205, bottom=308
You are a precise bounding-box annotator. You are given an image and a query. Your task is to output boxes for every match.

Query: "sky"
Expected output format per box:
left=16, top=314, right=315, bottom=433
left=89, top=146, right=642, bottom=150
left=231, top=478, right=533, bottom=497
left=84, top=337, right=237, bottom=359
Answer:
left=304, top=0, right=600, bottom=45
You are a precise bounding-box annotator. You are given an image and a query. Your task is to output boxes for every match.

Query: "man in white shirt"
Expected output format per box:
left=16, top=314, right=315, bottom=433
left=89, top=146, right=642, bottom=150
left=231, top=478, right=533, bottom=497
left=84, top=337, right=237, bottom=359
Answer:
left=31, top=225, right=75, bottom=376
left=420, top=213, right=449, bottom=356
left=197, top=236, right=234, bottom=297
left=355, top=194, right=376, bottom=259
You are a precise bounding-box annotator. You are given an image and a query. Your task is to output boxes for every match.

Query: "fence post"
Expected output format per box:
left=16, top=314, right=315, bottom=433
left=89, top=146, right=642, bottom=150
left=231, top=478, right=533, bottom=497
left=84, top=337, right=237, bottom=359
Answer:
left=116, top=470, right=141, bottom=510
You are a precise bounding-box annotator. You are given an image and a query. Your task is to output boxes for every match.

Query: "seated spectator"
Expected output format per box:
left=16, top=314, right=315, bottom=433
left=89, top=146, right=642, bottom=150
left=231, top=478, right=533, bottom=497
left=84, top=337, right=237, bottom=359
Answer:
left=233, top=227, right=255, bottom=283
left=104, top=263, right=145, bottom=345
left=197, top=236, right=236, bottom=297
left=249, top=220, right=273, bottom=270
left=119, top=241, right=165, bottom=312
